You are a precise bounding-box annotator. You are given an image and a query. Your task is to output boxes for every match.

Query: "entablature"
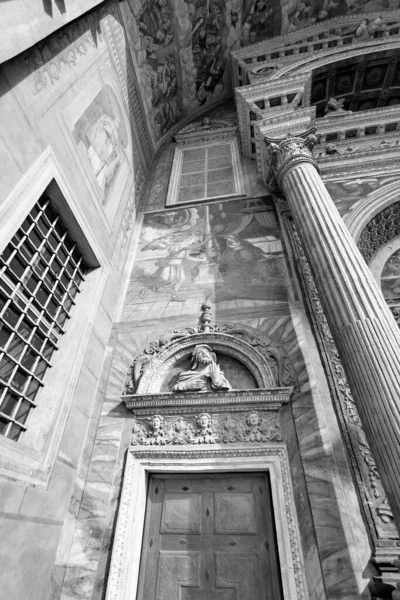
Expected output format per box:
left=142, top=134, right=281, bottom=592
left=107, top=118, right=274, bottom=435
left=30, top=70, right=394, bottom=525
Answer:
left=231, top=10, right=400, bottom=88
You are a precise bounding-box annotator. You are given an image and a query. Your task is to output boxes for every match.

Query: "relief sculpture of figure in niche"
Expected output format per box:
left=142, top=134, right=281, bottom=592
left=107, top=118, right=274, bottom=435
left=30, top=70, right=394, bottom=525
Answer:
left=172, top=344, right=231, bottom=392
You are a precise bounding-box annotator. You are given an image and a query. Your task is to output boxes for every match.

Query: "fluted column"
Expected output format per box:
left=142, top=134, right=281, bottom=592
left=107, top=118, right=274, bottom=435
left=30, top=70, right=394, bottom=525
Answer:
left=265, top=130, right=400, bottom=531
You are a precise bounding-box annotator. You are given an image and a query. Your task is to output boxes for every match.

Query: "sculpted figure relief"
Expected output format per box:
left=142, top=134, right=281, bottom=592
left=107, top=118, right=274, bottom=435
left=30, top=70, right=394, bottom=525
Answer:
left=172, top=344, right=232, bottom=392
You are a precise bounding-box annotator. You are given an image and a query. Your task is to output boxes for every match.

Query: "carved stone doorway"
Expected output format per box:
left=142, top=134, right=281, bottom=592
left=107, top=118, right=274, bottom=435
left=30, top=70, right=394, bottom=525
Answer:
left=136, top=473, right=283, bottom=600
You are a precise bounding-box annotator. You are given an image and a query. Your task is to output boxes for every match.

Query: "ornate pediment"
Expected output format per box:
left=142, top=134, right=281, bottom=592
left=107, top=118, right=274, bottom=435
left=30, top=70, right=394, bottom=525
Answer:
left=131, top=408, right=284, bottom=447
left=124, top=304, right=296, bottom=396
left=123, top=305, right=295, bottom=447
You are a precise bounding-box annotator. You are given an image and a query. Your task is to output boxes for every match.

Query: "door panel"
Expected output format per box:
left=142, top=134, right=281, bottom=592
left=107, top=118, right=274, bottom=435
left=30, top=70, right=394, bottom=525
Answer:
left=137, top=474, right=283, bottom=600
left=216, top=552, right=261, bottom=600
left=156, top=552, right=200, bottom=599
left=214, top=493, right=257, bottom=534
left=161, top=493, right=201, bottom=533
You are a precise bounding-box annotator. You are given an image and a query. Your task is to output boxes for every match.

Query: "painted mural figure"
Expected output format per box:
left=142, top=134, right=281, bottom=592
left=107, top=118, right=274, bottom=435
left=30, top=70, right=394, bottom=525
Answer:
left=72, top=85, right=128, bottom=201
left=133, top=200, right=288, bottom=306
left=139, top=232, right=208, bottom=301
left=86, top=114, right=123, bottom=192
left=219, top=235, right=282, bottom=284
left=172, top=344, right=231, bottom=392
left=188, top=0, right=227, bottom=105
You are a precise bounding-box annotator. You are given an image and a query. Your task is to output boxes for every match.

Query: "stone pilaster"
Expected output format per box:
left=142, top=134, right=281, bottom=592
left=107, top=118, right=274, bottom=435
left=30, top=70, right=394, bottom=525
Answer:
left=265, top=130, right=400, bottom=532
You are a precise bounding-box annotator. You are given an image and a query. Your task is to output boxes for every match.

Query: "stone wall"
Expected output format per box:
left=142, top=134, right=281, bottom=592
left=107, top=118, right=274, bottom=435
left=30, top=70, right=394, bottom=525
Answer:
left=0, top=3, right=151, bottom=599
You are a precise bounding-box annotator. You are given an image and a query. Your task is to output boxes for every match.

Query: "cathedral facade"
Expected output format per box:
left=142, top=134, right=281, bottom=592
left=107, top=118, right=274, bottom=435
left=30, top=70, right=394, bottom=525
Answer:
left=1, top=1, right=400, bottom=599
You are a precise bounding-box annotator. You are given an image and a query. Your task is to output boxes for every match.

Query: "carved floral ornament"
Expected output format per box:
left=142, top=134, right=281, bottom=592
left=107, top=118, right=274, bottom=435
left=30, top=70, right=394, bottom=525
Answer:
left=123, top=305, right=296, bottom=447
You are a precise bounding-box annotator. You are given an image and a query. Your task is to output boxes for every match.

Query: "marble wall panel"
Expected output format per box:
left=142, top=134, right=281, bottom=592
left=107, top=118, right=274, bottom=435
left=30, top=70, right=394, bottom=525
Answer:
left=0, top=517, right=61, bottom=600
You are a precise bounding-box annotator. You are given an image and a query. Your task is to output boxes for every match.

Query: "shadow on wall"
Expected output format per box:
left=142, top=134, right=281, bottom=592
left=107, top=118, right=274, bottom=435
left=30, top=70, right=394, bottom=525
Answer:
left=42, top=0, right=66, bottom=17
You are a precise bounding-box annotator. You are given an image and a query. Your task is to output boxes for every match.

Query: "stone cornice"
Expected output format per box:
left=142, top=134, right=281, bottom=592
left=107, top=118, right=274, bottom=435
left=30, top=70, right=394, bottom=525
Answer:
left=124, top=387, right=293, bottom=412
left=231, top=10, right=400, bottom=61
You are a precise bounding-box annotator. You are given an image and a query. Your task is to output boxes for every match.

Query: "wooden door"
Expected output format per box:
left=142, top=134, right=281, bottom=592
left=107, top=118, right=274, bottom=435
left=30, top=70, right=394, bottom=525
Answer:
left=137, top=473, right=283, bottom=600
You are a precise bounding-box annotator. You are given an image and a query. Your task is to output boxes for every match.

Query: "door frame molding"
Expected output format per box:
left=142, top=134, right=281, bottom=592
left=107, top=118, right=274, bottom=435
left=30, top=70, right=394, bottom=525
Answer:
left=106, top=445, right=309, bottom=600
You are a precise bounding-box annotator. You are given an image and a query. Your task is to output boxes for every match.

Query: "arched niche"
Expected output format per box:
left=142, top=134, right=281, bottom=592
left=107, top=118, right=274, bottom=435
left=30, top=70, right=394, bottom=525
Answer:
left=135, top=332, right=276, bottom=395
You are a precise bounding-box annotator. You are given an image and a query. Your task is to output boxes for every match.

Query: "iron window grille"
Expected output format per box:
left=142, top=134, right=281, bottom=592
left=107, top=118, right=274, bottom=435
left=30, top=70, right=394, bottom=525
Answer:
left=0, top=194, right=87, bottom=441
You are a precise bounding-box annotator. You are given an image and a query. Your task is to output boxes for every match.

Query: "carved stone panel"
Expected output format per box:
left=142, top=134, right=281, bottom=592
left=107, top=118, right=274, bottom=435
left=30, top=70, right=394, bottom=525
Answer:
left=131, top=410, right=283, bottom=447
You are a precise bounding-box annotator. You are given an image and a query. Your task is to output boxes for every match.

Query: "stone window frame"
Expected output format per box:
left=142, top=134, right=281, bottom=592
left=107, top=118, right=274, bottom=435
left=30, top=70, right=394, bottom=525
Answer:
left=0, top=147, right=108, bottom=487
left=166, top=138, right=245, bottom=207
left=105, top=446, right=307, bottom=600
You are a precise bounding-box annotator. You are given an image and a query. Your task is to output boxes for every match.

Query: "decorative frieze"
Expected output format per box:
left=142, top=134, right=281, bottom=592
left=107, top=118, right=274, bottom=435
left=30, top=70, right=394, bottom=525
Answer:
left=126, top=387, right=291, bottom=447
left=131, top=410, right=282, bottom=446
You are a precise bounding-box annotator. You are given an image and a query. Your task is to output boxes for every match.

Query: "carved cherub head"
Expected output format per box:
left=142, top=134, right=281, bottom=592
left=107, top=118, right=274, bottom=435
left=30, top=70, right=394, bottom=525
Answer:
left=150, top=414, right=164, bottom=434
left=247, top=411, right=262, bottom=429
left=197, top=412, right=212, bottom=432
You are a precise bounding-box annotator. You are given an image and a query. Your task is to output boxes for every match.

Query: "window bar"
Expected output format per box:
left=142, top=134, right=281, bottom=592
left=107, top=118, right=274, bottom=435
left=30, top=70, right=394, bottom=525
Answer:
left=0, top=196, right=88, bottom=441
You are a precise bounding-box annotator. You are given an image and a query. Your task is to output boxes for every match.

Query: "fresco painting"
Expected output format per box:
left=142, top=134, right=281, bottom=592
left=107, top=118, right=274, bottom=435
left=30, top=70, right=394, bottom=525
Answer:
left=240, top=0, right=281, bottom=44
left=381, top=248, right=400, bottom=301
left=187, top=0, right=227, bottom=105
left=123, top=198, right=288, bottom=321
left=72, top=85, right=129, bottom=202
left=122, top=0, right=181, bottom=141
left=123, top=0, right=400, bottom=140
left=326, top=175, right=400, bottom=218
left=123, top=0, right=282, bottom=140
left=281, top=0, right=398, bottom=34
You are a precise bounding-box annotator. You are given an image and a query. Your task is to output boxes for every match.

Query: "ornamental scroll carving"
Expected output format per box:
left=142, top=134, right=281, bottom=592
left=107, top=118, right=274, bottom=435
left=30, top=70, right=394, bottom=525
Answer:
left=131, top=410, right=282, bottom=446
left=285, top=215, right=399, bottom=563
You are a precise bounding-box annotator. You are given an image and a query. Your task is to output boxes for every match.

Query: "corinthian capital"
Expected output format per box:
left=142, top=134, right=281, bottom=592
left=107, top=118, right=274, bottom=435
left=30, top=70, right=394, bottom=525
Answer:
left=264, top=128, right=319, bottom=188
